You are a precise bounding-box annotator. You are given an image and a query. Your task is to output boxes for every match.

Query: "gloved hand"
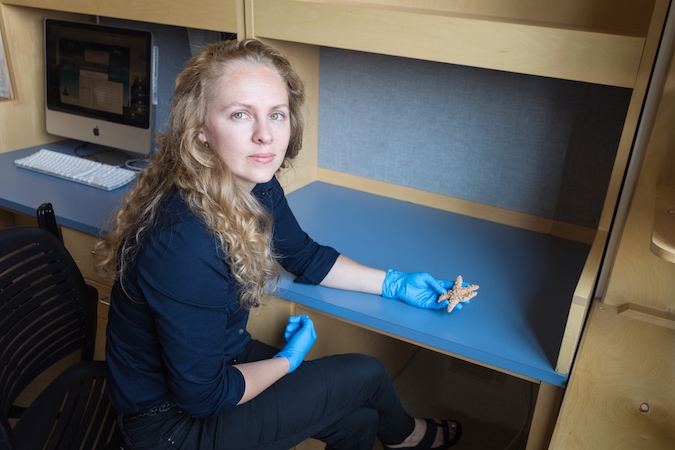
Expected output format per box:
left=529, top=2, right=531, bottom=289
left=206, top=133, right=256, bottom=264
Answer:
left=381, top=269, right=451, bottom=309
left=382, top=269, right=477, bottom=311
left=274, top=315, right=317, bottom=373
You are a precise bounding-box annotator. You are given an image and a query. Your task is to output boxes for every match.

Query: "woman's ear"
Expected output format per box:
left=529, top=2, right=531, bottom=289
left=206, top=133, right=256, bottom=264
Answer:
left=198, top=130, right=210, bottom=148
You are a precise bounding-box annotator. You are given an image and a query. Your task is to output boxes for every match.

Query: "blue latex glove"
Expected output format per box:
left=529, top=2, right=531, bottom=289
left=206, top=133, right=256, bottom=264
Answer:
left=274, top=315, right=317, bottom=373
left=382, top=269, right=476, bottom=311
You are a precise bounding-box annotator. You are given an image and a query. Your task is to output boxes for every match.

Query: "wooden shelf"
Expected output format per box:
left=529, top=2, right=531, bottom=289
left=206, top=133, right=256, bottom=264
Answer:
left=618, top=302, right=675, bottom=330
left=650, top=185, right=675, bottom=263
left=0, top=0, right=240, bottom=31
left=248, top=0, right=645, bottom=87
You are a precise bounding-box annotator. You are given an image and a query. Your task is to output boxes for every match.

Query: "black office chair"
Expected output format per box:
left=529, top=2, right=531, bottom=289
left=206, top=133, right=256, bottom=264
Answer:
left=0, top=205, right=120, bottom=450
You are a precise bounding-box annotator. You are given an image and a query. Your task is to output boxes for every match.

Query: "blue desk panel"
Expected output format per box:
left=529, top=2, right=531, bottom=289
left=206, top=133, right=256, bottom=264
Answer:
left=280, top=182, right=591, bottom=387
left=0, top=141, right=131, bottom=235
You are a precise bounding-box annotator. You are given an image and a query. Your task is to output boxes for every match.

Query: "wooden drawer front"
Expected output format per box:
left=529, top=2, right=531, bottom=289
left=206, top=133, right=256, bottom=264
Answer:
left=61, top=227, right=110, bottom=286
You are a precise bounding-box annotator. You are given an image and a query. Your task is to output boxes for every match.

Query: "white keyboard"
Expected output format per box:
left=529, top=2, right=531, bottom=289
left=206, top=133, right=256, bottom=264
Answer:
left=15, top=149, right=137, bottom=191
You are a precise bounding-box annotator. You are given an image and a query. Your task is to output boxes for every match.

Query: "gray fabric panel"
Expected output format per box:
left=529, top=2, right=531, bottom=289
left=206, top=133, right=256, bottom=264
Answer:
left=317, top=47, right=631, bottom=228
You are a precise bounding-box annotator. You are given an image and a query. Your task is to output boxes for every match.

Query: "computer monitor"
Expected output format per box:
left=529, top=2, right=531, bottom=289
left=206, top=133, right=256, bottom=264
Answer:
left=44, top=18, right=155, bottom=162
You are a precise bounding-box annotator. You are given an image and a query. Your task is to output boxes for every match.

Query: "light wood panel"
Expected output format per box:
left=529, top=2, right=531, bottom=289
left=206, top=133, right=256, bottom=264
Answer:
left=88, top=278, right=111, bottom=360
left=555, top=229, right=608, bottom=375
left=246, top=295, right=294, bottom=349
left=0, top=0, right=241, bottom=32
left=0, top=5, right=80, bottom=153
left=304, top=0, right=654, bottom=35
left=527, top=383, right=564, bottom=450
left=61, top=226, right=107, bottom=285
left=55, top=226, right=113, bottom=361
left=248, top=0, right=645, bottom=88
left=618, top=303, right=675, bottom=330
left=603, top=35, right=675, bottom=311
left=0, top=208, right=15, bottom=228
left=596, top=0, right=671, bottom=234
left=550, top=302, right=675, bottom=449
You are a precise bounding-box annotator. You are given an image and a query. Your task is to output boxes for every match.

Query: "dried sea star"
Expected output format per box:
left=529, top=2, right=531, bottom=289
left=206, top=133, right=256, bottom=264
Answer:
left=438, top=275, right=479, bottom=313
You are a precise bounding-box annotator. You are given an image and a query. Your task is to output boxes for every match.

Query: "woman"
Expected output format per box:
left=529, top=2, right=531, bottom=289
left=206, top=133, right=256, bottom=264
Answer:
left=96, top=38, right=474, bottom=450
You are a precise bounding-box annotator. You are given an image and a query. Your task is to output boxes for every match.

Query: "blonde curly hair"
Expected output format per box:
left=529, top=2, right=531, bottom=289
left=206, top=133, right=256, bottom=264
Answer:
left=94, top=39, right=305, bottom=309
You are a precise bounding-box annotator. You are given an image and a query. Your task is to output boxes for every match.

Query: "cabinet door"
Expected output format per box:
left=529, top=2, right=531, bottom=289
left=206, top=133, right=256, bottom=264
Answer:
left=248, top=0, right=645, bottom=87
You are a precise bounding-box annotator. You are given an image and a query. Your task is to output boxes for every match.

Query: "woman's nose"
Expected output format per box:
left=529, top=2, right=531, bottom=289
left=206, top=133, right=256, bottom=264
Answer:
left=253, top=120, right=273, bottom=144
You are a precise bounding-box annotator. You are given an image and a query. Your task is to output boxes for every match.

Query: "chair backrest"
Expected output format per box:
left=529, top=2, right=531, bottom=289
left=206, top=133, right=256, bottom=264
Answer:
left=36, top=202, right=63, bottom=243
left=0, top=226, right=97, bottom=415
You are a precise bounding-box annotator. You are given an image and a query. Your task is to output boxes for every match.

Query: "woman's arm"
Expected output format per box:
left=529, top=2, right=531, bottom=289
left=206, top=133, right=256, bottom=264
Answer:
left=235, top=314, right=316, bottom=404
left=265, top=179, right=476, bottom=308
left=234, top=358, right=289, bottom=404
left=319, top=254, right=386, bottom=295
left=319, top=255, right=479, bottom=311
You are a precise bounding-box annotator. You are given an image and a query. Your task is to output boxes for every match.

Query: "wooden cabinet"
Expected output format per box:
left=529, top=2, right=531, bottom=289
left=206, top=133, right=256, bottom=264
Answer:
left=551, top=25, right=675, bottom=446
left=245, top=0, right=670, bottom=378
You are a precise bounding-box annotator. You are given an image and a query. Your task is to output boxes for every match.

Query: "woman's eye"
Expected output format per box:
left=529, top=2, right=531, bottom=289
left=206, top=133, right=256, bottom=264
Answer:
left=270, top=112, right=284, bottom=121
left=232, top=112, right=246, bottom=119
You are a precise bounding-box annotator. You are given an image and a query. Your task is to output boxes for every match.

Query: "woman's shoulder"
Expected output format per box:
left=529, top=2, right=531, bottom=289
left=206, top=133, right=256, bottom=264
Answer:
left=148, top=192, right=221, bottom=253
left=157, top=190, right=200, bottom=225
left=146, top=191, right=211, bottom=244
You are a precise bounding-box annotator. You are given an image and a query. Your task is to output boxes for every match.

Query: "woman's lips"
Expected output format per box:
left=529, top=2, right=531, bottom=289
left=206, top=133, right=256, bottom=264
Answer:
left=250, top=153, right=275, bottom=164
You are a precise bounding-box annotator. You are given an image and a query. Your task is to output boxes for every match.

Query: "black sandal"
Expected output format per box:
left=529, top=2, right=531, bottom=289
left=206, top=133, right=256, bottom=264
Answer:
left=384, top=418, right=462, bottom=449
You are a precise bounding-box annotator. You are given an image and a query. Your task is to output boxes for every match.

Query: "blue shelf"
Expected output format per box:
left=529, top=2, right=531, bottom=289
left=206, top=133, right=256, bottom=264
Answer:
left=279, top=182, right=591, bottom=387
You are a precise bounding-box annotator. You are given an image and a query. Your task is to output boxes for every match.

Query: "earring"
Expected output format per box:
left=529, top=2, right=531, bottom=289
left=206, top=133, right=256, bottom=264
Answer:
left=203, top=141, right=210, bottom=148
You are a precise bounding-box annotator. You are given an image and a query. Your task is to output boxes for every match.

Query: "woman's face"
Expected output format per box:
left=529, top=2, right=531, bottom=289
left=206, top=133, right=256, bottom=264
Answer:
left=199, top=63, right=291, bottom=191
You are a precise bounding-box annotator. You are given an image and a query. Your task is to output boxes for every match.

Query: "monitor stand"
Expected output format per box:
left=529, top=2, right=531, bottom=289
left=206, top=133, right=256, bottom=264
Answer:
left=75, top=142, right=144, bottom=167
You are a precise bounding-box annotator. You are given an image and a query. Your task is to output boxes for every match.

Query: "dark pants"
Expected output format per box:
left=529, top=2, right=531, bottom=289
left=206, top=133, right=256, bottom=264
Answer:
left=117, top=340, right=415, bottom=450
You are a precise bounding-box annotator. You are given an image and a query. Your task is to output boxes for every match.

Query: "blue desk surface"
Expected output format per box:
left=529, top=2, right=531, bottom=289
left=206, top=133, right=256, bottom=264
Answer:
left=281, top=183, right=590, bottom=387
left=1, top=143, right=589, bottom=386
left=0, top=141, right=131, bottom=235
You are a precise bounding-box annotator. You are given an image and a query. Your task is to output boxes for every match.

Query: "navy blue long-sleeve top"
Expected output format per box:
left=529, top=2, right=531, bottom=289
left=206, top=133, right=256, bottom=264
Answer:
left=105, top=177, right=340, bottom=417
